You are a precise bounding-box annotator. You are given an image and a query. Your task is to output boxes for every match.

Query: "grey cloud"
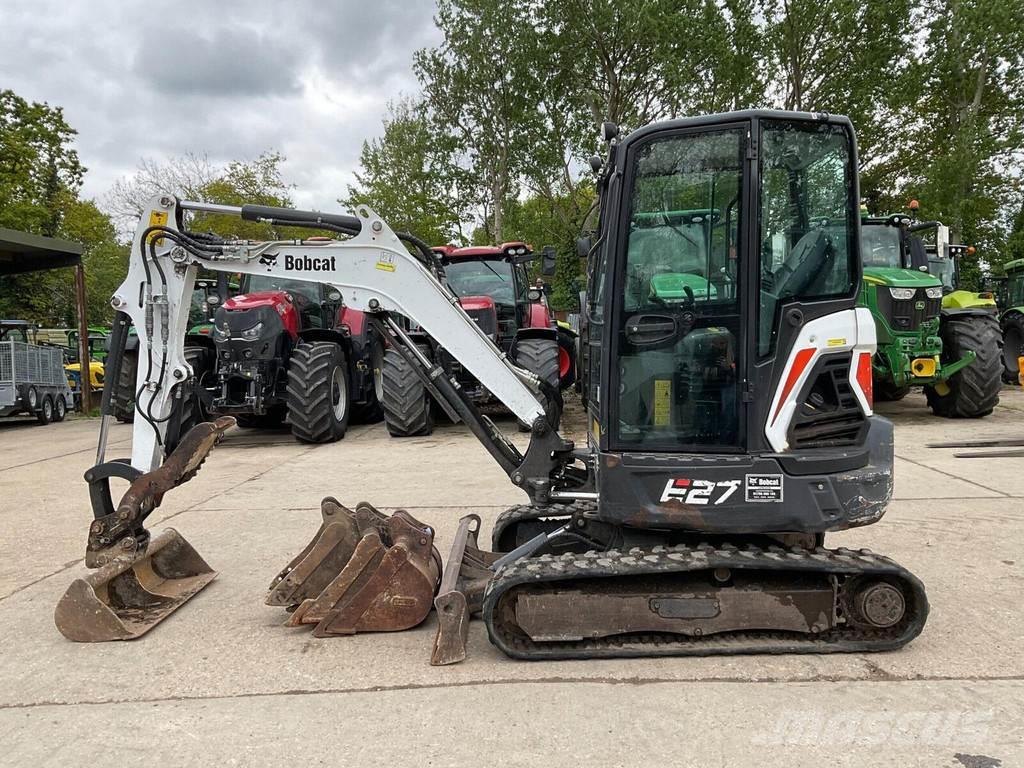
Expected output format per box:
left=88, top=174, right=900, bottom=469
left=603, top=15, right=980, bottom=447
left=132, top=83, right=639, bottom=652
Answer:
left=133, top=27, right=302, bottom=97
left=0, top=0, right=441, bottom=209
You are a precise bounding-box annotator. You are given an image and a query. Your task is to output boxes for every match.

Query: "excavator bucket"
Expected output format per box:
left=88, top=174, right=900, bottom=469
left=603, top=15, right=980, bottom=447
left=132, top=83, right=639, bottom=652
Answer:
left=54, top=528, right=216, bottom=641
left=54, top=417, right=234, bottom=642
left=431, top=514, right=501, bottom=666
left=267, top=500, right=441, bottom=635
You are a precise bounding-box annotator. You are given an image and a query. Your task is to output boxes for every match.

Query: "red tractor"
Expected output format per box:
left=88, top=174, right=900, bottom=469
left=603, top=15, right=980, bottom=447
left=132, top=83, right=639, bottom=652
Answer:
left=196, top=274, right=384, bottom=442
left=381, top=241, right=574, bottom=436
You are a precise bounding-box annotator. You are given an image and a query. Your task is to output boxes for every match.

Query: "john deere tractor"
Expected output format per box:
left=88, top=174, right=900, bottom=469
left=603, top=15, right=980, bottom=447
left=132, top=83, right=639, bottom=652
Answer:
left=860, top=212, right=1001, bottom=417
left=997, top=258, right=1024, bottom=383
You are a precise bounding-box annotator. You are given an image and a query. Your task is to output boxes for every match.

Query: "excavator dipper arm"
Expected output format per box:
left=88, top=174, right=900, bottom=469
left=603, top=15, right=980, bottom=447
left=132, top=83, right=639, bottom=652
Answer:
left=58, top=195, right=583, bottom=643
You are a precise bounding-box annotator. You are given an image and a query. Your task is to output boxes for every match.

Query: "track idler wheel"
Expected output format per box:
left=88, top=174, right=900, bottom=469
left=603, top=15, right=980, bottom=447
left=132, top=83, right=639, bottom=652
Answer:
left=267, top=500, right=441, bottom=635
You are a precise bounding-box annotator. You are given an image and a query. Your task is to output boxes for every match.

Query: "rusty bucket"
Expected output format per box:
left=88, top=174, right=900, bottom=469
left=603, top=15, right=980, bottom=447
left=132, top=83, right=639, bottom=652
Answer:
left=54, top=528, right=217, bottom=642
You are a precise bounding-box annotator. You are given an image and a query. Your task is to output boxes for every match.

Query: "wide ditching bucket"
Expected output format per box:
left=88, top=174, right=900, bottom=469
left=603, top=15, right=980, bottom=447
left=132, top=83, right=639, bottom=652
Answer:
left=54, top=528, right=216, bottom=642
left=54, top=417, right=233, bottom=642
left=267, top=499, right=441, bottom=635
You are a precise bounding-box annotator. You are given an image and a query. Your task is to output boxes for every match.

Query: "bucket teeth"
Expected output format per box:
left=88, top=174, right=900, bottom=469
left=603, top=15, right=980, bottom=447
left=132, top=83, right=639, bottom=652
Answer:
left=268, top=501, right=441, bottom=634
left=54, top=528, right=217, bottom=642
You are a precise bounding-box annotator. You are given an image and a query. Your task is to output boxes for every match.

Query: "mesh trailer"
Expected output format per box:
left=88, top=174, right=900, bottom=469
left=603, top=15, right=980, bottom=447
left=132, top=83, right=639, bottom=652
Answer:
left=0, top=334, right=73, bottom=424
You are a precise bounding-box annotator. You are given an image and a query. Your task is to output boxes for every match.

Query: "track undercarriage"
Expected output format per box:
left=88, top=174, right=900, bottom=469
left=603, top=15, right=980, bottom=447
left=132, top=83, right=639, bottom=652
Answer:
left=432, top=502, right=927, bottom=664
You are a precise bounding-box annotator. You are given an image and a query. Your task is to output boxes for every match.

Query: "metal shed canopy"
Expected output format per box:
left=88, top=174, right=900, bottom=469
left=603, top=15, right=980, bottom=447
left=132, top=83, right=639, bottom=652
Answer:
left=0, top=228, right=83, bottom=275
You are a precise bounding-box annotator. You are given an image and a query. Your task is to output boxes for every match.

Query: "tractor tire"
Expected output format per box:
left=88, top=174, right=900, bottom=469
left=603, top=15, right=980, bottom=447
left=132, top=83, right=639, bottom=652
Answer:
left=1001, top=314, right=1024, bottom=384
left=37, top=395, right=54, bottom=425
left=925, top=314, right=1002, bottom=418
left=287, top=342, right=350, bottom=444
left=353, top=337, right=385, bottom=424
left=556, top=328, right=577, bottom=390
left=113, top=348, right=138, bottom=423
left=164, top=346, right=208, bottom=454
left=381, top=345, right=434, bottom=437
left=874, top=378, right=910, bottom=402
left=513, top=337, right=562, bottom=431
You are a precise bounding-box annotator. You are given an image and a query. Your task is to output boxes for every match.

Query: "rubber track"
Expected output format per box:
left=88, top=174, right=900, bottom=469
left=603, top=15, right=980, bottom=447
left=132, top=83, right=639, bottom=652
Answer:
left=491, top=500, right=597, bottom=552
left=287, top=342, right=346, bottom=443
left=381, top=346, right=432, bottom=437
left=928, top=314, right=1002, bottom=418
left=482, top=542, right=928, bottom=660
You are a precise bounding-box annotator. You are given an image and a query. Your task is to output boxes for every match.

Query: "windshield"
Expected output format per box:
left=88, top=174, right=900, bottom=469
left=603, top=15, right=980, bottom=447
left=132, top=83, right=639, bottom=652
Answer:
left=861, top=224, right=903, bottom=268
left=245, top=276, right=320, bottom=303
left=189, top=287, right=212, bottom=326
left=444, top=258, right=518, bottom=304
left=928, top=256, right=956, bottom=291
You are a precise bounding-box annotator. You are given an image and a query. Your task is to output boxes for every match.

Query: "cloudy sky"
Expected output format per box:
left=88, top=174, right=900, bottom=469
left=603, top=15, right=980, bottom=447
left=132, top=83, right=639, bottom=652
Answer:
left=1, top=0, right=441, bottom=211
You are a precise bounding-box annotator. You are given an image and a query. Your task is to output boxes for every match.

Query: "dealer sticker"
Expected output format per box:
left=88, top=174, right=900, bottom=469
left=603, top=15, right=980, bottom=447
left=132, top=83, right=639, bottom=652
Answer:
left=745, top=474, right=783, bottom=503
left=375, top=251, right=396, bottom=272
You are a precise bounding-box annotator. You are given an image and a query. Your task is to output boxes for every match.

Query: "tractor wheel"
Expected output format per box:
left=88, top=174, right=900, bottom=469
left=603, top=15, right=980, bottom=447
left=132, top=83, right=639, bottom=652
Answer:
left=163, top=346, right=208, bottom=454
left=37, top=395, right=54, bottom=425
left=287, top=342, right=350, bottom=444
left=925, top=314, right=1002, bottom=418
left=353, top=337, right=385, bottom=424
left=1001, top=314, right=1024, bottom=384
left=113, top=348, right=138, bottom=423
left=874, top=378, right=910, bottom=402
left=381, top=344, right=434, bottom=437
left=53, top=394, right=68, bottom=422
left=556, top=328, right=577, bottom=390
left=513, top=337, right=562, bottom=431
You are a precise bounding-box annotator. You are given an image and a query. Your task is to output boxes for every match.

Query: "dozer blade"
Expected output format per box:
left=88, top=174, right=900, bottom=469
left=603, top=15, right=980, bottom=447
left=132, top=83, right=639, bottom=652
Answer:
left=431, top=514, right=501, bottom=666
left=56, top=417, right=234, bottom=642
left=54, top=528, right=216, bottom=642
left=268, top=501, right=441, bottom=635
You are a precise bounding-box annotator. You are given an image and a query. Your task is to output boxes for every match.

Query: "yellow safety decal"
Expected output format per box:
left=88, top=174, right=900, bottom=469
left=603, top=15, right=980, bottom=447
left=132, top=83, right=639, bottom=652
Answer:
left=862, top=275, right=884, bottom=285
left=375, top=251, right=397, bottom=272
left=591, top=417, right=601, bottom=439
left=654, top=379, right=671, bottom=426
left=826, top=338, right=847, bottom=347
left=147, top=210, right=168, bottom=244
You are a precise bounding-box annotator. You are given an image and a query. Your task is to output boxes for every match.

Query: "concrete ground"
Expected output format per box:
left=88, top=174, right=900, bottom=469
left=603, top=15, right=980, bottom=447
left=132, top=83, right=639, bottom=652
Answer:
left=0, top=390, right=1021, bottom=768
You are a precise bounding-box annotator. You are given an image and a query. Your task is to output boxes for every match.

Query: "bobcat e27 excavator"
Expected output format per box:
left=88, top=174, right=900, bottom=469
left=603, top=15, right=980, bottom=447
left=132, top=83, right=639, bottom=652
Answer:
left=55, top=110, right=927, bottom=663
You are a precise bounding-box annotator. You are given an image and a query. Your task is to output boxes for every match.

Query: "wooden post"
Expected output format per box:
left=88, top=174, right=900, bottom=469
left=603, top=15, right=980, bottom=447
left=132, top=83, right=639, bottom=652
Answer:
left=74, top=263, right=92, bottom=413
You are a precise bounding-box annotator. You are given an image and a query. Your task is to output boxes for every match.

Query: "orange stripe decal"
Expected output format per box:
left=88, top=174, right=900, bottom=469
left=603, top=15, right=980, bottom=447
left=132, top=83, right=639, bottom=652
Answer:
left=772, top=347, right=816, bottom=424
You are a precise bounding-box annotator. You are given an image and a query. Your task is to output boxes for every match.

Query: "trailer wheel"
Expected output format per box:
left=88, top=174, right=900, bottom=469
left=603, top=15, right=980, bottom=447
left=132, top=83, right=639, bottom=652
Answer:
left=287, top=342, right=350, bottom=443
left=53, top=395, right=67, bottom=422
left=926, top=314, right=1002, bottom=418
left=382, top=344, right=434, bottom=437
left=1001, top=314, right=1024, bottom=383
left=513, top=338, right=562, bottom=431
left=37, top=395, right=54, bottom=425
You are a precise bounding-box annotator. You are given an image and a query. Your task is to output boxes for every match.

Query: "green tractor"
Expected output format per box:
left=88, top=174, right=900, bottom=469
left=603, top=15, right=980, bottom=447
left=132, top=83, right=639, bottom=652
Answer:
left=860, top=212, right=1001, bottom=417
left=997, top=258, right=1024, bottom=383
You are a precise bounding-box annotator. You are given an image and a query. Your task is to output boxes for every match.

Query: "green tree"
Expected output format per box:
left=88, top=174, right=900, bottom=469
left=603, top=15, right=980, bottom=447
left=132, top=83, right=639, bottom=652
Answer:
left=894, top=0, right=1024, bottom=282
left=0, top=89, right=84, bottom=236
left=341, top=99, right=472, bottom=244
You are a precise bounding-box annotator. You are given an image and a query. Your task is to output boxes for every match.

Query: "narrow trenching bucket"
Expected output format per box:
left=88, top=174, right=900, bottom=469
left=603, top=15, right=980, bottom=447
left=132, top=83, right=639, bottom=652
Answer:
left=268, top=499, right=441, bottom=635
left=54, top=527, right=217, bottom=642
left=431, top=514, right=501, bottom=666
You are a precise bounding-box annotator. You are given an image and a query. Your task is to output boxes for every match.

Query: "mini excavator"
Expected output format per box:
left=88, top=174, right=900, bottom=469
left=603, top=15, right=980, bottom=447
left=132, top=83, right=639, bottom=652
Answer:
left=55, top=110, right=928, bottom=663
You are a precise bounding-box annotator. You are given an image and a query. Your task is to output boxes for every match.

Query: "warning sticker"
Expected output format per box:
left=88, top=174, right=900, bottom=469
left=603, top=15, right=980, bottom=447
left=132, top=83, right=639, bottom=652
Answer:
left=147, top=210, right=168, bottom=244
left=653, top=379, right=671, bottom=426
left=375, top=251, right=396, bottom=272
left=745, top=474, right=783, bottom=503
